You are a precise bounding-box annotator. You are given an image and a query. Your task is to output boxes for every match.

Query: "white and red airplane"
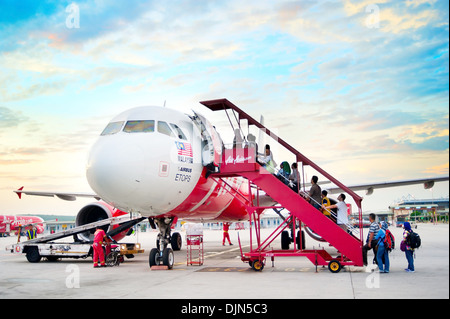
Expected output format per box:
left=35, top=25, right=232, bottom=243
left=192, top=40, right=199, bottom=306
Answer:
left=0, top=215, right=44, bottom=236
left=15, top=99, right=449, bottom=268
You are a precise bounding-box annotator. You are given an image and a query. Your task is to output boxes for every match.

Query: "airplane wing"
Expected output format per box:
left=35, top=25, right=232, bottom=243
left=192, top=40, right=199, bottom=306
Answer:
left=14, top=187, right=101, bottom=201
left=14, top=176, right=448, bottom=202
left=324, top=176, right=449, bottom=195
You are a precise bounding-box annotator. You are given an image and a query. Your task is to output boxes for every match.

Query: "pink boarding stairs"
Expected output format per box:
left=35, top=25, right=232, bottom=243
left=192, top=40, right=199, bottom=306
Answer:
left=201, top=99, right=364, bottom=273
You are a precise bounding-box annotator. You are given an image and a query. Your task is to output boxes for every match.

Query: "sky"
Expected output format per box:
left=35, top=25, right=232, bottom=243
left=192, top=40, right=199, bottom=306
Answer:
left=0, top=0, right=448, bottom=216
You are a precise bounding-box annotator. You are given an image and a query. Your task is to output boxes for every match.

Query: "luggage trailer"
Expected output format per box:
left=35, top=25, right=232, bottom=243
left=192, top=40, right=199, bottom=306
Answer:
left=6, top=216, right=145, bottom=263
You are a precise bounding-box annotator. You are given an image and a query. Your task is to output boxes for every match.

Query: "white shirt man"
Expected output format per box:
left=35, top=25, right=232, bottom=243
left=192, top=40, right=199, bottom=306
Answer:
left=323, top=193, right=348, bottom=231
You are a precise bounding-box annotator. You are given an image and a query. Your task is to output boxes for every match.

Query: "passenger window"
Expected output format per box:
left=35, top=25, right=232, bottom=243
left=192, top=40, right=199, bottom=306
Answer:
left=124, top=120, right=155, bottom=133
left=101, top=121, right=124, bottom=136
left=170, top=123, right=187, bottom=140
left=157, top=121, right=176, bottom=138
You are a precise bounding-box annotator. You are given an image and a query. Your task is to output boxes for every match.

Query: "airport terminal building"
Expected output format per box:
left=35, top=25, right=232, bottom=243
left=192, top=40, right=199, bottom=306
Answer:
left=389, top=197, right=449, bottom=223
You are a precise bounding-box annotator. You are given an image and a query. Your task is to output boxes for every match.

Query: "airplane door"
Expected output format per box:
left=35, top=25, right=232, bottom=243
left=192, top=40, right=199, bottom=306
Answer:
left=191, top=111, right=223, bottom=167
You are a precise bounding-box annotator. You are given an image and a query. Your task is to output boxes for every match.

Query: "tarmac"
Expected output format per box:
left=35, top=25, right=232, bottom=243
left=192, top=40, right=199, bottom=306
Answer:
left=0, top=223, right=448, bottom=302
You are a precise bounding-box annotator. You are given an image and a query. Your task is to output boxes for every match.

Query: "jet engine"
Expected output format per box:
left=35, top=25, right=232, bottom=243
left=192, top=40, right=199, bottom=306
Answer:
left=75, top=202, right=128, bottom=242
left=424, top=181, right=435, bottom=189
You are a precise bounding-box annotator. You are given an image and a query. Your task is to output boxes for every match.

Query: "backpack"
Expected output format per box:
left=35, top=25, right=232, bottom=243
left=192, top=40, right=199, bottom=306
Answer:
left=383, top=229, right=395, bottom=252
left=408, top=231, right=421, bottom=249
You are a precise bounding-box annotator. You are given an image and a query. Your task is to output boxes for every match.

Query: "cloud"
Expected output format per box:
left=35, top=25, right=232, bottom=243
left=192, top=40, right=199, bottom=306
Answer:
left=343, top=0, right=446, bottom=34
left=0, top=0, right=447, bottom=105
left=379, top=6, right=440, bottom=34
left=352, top=110, right=426, bottom=131
left=0, top=1, right=447, bottom=143
left=12, top=147, right=51, bottom=155
left=0, top=107, right=29, bottom=129
left=0, top=159, right=31, bottom=165
left=405, top=135, right=449, bottom=151
left=423, top=162, right=449, bottom=175
left=406, top=0, right=439, bottom=8
left=1, top=80, right=70, bottom=102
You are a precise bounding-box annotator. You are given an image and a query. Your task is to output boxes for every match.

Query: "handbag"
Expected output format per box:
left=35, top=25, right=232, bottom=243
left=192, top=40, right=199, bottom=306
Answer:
left=400, top=240, right=406, bottom=252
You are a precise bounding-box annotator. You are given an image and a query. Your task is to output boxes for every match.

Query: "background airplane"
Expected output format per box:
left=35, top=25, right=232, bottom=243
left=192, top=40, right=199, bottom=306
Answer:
left=13, top=99, right=449, bottom=268
left=0, top=215, right=44, bottom=236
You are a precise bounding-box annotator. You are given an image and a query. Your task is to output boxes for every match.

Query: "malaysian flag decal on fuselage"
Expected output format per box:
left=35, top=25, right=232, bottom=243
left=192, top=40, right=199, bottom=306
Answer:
left=175, top=141, right=193, bottom=157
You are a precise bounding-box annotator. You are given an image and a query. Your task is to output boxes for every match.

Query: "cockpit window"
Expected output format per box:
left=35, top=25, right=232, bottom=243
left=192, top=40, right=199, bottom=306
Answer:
left=157, top=121, right=176, bottom=138
left=101, top=121, right=124, bottom=136
left=124, top=120, right=155, bottom=133
left=170, top=123, right=187, bottom=140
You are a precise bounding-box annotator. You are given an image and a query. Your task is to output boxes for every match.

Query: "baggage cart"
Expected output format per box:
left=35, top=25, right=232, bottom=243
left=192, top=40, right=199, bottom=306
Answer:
left=185, top=223, right=204, bottom=266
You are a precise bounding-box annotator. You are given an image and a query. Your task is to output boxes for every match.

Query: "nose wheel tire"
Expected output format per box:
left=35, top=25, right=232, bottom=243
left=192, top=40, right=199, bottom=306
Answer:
left=149, top=248, right=159, bottom=267
left=162, top=248, right=174, bottom=269
left=149, top=247, right=174, bottom=269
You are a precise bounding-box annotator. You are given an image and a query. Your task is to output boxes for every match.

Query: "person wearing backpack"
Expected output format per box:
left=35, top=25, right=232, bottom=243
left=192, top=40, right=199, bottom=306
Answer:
left=363, top=213, right=380, bottom=266
left=402, top=222, right=415, bottom=273
left=374, top=221, right=390, bottom=273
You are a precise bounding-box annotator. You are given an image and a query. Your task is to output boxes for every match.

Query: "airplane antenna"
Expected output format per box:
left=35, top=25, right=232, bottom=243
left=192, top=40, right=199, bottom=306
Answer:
left=163, top=100, right=167, bottom=108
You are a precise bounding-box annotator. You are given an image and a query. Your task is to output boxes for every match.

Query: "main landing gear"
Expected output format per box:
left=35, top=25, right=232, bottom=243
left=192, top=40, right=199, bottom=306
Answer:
left=148, top=217, right=181, bottom=269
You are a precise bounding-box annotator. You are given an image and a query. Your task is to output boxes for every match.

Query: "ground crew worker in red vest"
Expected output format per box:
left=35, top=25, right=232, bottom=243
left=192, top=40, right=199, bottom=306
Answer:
left=222, top=222, right=233, bottom=246
left=93, top=226, right=107, bottom=268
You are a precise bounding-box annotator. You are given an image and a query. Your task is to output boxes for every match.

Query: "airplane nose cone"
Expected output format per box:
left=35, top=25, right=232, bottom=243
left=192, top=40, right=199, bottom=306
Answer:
left=86, top=138, right=145, bottom=204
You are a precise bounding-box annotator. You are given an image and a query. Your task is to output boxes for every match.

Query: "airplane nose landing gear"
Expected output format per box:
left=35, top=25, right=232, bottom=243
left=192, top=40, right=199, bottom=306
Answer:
left=149, top=217, right=179, bottom=270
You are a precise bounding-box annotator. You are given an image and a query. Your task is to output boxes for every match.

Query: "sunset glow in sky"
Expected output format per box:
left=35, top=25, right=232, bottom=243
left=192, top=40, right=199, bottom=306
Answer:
left=1, top=0, right=448, bottom=215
